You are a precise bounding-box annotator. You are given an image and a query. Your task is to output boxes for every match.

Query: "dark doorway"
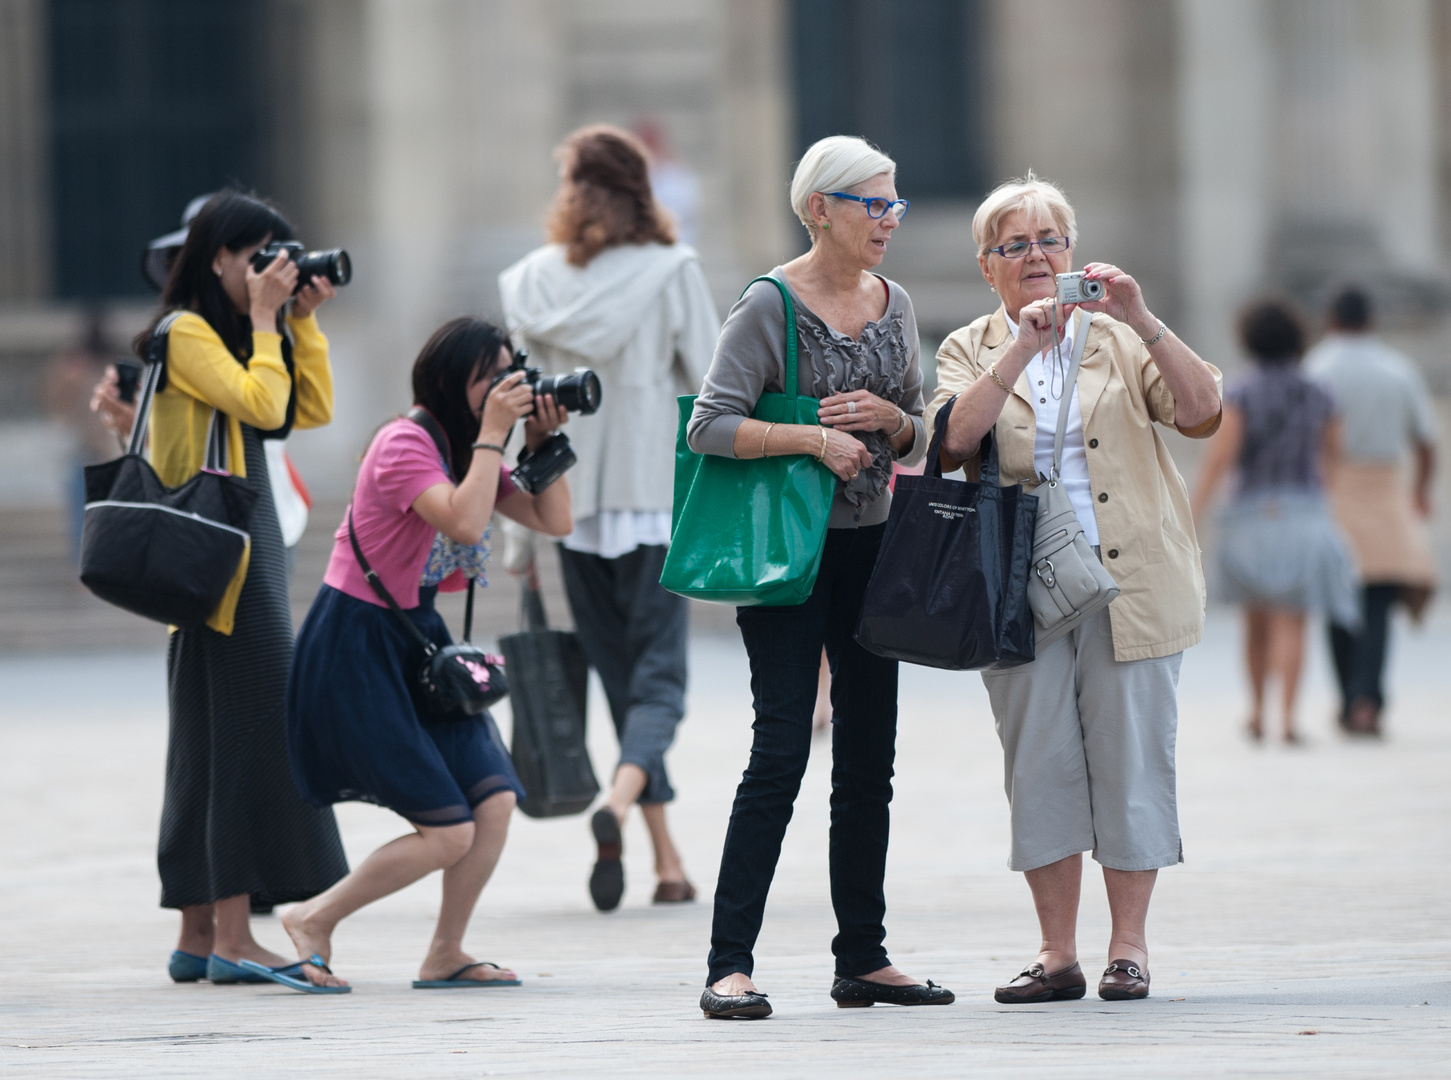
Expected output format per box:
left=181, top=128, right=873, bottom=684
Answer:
left=49, top=0, right=269, bottom=299
left=790, top=0, right=987, bottom=201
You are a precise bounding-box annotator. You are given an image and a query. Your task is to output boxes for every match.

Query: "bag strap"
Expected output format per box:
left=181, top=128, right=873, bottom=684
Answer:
left=742, top=275, right=798, bottom=405
left=924, top=393, right=1002, bottom=486
left=126, top=310, right=185, bottom=456
left=347, top=507, right=440, bottom=657
left=407, top=406, right=454, bottom=476
left=1049, top=308, right=1092, bottom=482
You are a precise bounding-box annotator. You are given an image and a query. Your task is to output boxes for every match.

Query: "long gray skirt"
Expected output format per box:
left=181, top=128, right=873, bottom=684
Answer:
left=1214, top=489, right=1360, bottom=627
left=157, top=424, right=348, bottom=909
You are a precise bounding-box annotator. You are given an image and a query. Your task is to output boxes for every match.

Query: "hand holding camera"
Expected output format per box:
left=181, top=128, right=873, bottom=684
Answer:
left=246, top=247, right=299, bottom=326
left=1063, top=262, right=1158, bottom=339
left=478, top=370, right=537, bottom=444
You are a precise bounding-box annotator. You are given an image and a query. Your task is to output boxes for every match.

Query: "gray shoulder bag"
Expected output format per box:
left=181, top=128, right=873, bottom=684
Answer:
left=1026, top=307, right=1120, bottom=650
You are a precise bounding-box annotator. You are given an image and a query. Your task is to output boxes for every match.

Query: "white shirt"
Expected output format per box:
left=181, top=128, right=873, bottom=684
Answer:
left=561, top=510, right=672, bottom=559
left=1004, top=311, right=1099, bottom=546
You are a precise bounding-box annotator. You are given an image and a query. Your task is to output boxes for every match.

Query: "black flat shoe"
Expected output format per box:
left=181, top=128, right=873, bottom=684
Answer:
left=831, top=975, right=956, bottom=1008
left=588, top=808, right=624, bottom=912
left=700, top=986, right=772, bottom=1019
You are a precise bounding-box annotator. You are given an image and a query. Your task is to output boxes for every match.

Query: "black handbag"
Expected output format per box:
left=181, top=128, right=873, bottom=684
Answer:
left=79, top=311, right=260, bottom=628
left=346, top=407, right=508, bottom=718
left=854, top=393, right=1038, bottom=670
left=500, top=566, right=598, bottom=818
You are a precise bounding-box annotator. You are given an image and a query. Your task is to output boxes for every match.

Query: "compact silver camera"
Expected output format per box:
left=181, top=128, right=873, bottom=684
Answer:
left=1056, top=271, right=1104, bottom=304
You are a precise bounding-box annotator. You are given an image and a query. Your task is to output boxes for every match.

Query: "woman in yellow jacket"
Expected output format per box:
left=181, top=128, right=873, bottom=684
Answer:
left=137, top=191, right=349, bottom=985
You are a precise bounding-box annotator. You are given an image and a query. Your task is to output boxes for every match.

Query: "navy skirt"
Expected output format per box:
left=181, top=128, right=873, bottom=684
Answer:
left=287, top=583, right=525, bottom=827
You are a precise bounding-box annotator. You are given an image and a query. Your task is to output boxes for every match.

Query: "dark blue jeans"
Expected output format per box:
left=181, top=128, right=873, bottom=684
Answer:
left=706, top=523, right=899, bottom=984
left=1329, top=583, right=1399, bottom=715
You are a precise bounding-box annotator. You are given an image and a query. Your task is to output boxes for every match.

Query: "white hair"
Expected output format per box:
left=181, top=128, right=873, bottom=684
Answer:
left=972, top=170, right=1078, bottom=256
left=789, top=136, right=896, bottom=236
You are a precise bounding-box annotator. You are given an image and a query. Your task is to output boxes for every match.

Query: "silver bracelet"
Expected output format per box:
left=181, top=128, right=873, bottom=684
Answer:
left=1140, top=321, right=1167, bottom=347
left=890, top=410, right=909, bottom=438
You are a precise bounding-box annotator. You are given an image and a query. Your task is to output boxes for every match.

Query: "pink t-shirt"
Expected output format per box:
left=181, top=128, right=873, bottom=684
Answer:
left=323, top=419, right=516, bottom=609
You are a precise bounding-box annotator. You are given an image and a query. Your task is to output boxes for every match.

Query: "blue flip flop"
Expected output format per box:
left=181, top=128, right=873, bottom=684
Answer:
left=412, top=962, right=522, bottom=989
left=207, top=954, right=306, bottom=985
left=238, top=954, right=351, bottom=994
left=169, top=950, right=209, bottom=983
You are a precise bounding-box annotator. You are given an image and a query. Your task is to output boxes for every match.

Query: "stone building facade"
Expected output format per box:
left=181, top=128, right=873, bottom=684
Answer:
left=2, top=0, right=1449, bottom=502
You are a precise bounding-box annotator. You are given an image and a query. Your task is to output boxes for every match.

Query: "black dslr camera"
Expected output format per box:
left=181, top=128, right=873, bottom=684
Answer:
left=490, top=349, right=601, bottom=417
left=250, top=241, right=353, bottom=293
left=490, top=350, right=602, bottom=494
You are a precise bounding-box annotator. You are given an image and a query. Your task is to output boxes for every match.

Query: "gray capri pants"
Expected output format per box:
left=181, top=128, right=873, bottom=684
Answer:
left=980, top=605, right=1183, bottom=873
left=557, top=543, right=686, bottom=805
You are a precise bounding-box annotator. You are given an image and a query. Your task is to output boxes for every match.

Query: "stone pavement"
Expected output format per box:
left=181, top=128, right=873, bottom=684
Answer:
left=1, top=610, right=1449, bottom=1077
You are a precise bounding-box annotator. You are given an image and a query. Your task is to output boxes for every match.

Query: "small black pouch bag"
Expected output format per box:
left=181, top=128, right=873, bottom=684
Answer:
left=854, top=393, right=1038, bottom=670
left=500, top=565, right=598, bottom=818
left=79, top=312, right=260, bottom=628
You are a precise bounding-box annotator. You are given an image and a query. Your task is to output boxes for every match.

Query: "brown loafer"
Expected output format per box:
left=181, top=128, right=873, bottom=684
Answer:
left=652, top=880, right=697, bottom=904
left=993, top=961, right=1086, bottom=1004
left=1098, top=959, right=1149, bottom=1000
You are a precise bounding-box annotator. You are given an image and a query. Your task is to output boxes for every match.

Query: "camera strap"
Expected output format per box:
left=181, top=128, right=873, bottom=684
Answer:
left=1046, top=307, right=1092, bottom=484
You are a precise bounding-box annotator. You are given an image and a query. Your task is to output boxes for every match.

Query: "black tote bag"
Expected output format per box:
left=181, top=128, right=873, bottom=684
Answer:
left=500, top=568, right=599, bottom=818
left=79, top=313, right=260, bottom=629
left=854, top=393, right=1037, bottom=670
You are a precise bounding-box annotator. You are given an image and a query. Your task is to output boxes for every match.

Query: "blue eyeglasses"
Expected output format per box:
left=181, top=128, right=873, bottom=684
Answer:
left=826, top=192, right=910, bottom=220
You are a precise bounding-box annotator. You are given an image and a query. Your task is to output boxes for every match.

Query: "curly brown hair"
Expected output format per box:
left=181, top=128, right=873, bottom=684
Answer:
left=545, top=125, right=676, bottom=267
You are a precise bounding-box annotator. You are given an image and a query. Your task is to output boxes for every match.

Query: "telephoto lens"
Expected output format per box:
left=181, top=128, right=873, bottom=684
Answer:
left=250, top=241, right=353, bottom=293
left=536, top=368, right=602, bottom=415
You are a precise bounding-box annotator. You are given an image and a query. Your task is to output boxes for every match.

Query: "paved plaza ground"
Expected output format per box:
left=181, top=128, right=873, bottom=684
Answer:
left=1, top=607, right=1449, bottom=1077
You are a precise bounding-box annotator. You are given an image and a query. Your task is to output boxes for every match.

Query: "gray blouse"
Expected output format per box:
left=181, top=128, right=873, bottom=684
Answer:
left=686, top=269, right=926, bottom=528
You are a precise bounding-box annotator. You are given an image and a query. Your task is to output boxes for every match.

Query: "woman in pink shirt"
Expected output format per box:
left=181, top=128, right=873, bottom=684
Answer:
left=277, top=318, right=571, bottom=992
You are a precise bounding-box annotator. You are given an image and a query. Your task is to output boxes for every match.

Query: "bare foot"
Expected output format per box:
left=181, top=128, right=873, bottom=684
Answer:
left=712, top=972, right=758, bottom=995
left=279, top=905, right=348, bottom=988
left=855, top=964, right=924, bottom=988
left=419, top=953, right=518, bottom=984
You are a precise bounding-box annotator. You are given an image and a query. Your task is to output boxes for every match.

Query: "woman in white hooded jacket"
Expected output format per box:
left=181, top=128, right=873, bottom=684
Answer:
left=499, top=125, right=720, bottom=912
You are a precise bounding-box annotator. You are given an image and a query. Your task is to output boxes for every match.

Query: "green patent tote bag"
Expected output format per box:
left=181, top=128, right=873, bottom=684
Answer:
left=660, top=275, right=836, bottom=606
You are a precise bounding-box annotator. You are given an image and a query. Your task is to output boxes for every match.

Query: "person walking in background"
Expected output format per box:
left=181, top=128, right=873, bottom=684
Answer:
left=1307, top=286, right=1439, bottom=737
left=689, top=135, right=948, bottom=1019
left=131, top=191, right=348, bottom=985
left=499, top=125, right=719, bottom=912
left=45, top=309, right=116, bottom=560
left=931, top=172, right=1222, bottom=1004
left=278, top=319, right=573, bottom=991
left=1193, top=299, right=1358, bottom=744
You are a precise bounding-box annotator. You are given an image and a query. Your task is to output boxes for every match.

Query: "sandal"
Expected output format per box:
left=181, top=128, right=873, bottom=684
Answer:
left=413, top=962, right=522, bottom=989
left=238, top=954, right=351, bottom=995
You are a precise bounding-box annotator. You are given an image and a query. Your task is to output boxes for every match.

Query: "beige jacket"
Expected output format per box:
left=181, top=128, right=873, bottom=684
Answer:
left=929, top=308, right=1222, bottom=661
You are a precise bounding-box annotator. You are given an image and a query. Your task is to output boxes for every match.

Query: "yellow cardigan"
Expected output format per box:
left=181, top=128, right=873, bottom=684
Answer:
left=149, top=311, right=334, bottom=634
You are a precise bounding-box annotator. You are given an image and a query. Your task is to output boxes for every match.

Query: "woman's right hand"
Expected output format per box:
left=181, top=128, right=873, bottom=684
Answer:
left=478, top=370, right=535, bottom=443
left=1003, top=295, right=1064, bottom=366
left=246, top=250, right=299, bottom=327
left=820, top=426, right=875, bottom=481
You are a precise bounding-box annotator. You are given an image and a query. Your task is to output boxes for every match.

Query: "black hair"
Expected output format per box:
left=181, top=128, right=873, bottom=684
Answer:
left=411, top=318, right=512, bottom=483
left=1237, top=298, right=1307, bottom=366
left=134, top=190, right=295, bottom=361
left=1328, top=285, right=1372, bottom=331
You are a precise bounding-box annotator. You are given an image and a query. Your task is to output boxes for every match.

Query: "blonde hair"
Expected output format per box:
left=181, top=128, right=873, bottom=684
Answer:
left=972, top=170, right=1078, bottom=256
left=789, top=136, right=896, bottom=237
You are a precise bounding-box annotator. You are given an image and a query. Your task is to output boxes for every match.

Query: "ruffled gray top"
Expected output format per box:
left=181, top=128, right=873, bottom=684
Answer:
left=686, top=269, right=926, bottom=528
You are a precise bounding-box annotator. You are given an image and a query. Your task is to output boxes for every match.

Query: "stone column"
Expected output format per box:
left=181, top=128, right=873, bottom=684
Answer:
left=0, top=0, right=50, bottom=300
left=1177, top=0, right=1273, bottom=368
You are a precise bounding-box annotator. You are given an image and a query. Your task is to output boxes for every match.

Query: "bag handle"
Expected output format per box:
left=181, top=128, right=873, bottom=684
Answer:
left=129, top=310, right=229, bottom=472
left=1048, top=307, right=1092, bottom=483
left=742, top=275, right=799, bottom=405
left=924, top=392, right=1003, bottom=486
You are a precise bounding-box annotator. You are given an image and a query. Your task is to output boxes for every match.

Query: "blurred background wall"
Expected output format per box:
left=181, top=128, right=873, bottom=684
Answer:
left=2, top=0, right=1450, bottom=508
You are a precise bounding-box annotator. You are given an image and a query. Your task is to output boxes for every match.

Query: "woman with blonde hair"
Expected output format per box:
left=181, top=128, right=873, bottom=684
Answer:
left=688, top=135, right=950, bottom=1019
left=931, top=172, right=1222, bottom=1003
left=500, top=125, right=720, bottom=913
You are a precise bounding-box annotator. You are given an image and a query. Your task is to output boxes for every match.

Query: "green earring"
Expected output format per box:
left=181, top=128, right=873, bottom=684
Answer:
left=822, top=222, right=830, bottom=230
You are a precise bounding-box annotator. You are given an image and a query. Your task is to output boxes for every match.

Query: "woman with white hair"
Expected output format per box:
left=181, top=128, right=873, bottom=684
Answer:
left=688, top=135, right=949, bottom=1019
left=930, top=173, right=1222, bottom=1003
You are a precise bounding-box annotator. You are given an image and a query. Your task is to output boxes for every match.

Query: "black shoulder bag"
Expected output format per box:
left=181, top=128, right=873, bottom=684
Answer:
left=79, top=311, right=261, bottom=628
left=346, top=409, right=507, bottom=717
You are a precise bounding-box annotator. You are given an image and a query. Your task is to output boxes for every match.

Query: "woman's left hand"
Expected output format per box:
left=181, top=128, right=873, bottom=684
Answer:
left=1074, top=262, right=1158, bottom=338
left=291, top=275, right=337, bottom=319
left=523, top=393, right=570, bottom=451
left=818, top=389, right=903, bottom=434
